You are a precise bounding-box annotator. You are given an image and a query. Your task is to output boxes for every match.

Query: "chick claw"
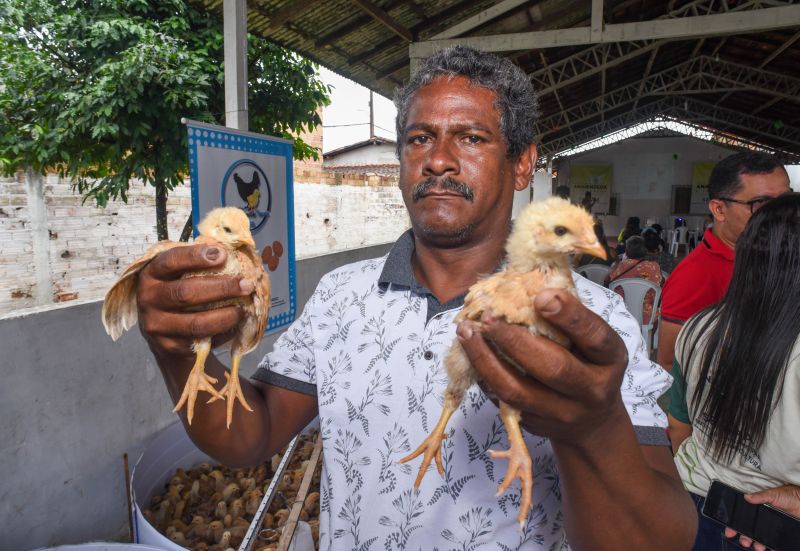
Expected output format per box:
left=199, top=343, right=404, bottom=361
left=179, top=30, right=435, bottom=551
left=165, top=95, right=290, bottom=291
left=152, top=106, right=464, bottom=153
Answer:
left=488, top=445, right=533, bottom=530
left=174, top=367, right=224, bottom=425
left=398, top=431, right=448, bottom=488
left=208, top=371, right=254, bottom=428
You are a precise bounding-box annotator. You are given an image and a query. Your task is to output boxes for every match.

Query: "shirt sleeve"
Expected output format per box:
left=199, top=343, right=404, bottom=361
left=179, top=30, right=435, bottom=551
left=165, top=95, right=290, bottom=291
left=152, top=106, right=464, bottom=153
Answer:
left=574, top=276, right=673, bottom=445
left=251, top=287, right=319, bottom=396
left=667, top=359, right=691, bottom=424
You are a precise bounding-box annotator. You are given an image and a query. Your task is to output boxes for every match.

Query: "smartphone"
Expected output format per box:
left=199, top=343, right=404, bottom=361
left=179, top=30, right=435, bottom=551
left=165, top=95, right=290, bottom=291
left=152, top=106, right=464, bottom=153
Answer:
left=702, top=480, right=800, bottom=551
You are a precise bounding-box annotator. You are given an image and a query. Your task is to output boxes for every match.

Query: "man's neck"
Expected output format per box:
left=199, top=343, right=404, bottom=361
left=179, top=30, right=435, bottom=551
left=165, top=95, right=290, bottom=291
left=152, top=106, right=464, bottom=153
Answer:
left=711, top=224, right=736, bottom=250
left=411, top=232, right=507, bottom=304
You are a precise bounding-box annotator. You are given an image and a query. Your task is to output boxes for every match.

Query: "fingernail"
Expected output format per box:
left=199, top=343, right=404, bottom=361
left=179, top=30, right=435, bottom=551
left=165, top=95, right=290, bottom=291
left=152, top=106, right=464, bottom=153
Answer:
left=539, top=295, right=562, bottom=315
left=480, top=310, right=497, bottom=325
left=457, top=322, right=474, bottom=340
left=239, top=279, right=255, bottom=293
left=205, top=247, right=220, bottom=261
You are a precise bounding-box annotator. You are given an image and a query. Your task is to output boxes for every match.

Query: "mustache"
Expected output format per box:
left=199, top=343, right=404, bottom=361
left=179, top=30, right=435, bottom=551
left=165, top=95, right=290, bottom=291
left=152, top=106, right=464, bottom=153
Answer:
left=411, top=177, right=475, bottom=202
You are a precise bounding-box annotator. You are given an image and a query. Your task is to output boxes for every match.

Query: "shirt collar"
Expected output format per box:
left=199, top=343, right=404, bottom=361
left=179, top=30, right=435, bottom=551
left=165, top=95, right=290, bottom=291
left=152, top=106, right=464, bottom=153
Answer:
left=703, top=228, right=735, bottom=262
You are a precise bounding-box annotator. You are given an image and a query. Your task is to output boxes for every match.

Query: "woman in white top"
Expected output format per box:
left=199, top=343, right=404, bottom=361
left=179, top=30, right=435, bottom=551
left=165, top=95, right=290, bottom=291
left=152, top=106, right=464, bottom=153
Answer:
left=668, top=192, right=800, bottom=551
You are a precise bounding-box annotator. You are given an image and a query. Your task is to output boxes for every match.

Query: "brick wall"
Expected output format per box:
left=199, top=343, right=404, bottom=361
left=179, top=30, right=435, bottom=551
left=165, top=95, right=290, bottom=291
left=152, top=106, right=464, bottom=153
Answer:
left=0, top=169, right=407, bottom=316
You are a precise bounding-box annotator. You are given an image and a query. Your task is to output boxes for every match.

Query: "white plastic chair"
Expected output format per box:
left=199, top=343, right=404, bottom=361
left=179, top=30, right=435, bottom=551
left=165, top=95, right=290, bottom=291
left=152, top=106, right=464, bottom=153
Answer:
left=607, top=277, right=662, bottom=356
left=576, top=264, right=611, bottom=286
left=669, top=227, right=689, bottom=257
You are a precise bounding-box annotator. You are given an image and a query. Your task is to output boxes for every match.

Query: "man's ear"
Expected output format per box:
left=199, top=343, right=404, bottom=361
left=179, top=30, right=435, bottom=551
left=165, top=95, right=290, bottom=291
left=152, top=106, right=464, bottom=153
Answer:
left=708, top=199, right=726, bottom=223
left=514, top=143, right=538, bottom=192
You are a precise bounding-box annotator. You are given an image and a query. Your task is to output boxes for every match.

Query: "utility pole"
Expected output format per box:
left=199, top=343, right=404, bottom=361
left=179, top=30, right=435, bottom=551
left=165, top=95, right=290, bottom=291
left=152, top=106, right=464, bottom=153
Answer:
left=369, top=90, right=375, bottom=139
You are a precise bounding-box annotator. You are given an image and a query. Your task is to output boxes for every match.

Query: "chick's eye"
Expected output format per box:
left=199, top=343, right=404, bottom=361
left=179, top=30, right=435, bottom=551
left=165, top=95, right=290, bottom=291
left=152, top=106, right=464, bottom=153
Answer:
left=554, top=226, right=568, bottom=236
left=222, top=226, right=232, bottom=233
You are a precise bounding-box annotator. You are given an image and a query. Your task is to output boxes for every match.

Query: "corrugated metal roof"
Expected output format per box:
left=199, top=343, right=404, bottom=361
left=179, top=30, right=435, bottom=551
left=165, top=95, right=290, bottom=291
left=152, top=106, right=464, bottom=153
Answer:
left=190, top=0, right=800, bottom=162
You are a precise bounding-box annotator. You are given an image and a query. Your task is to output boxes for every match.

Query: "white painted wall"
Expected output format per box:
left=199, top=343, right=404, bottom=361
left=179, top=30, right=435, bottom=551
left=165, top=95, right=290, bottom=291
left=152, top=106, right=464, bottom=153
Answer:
left=324, top=142, right=399, bottom=167
left=556, top=137, right=735, bottom=235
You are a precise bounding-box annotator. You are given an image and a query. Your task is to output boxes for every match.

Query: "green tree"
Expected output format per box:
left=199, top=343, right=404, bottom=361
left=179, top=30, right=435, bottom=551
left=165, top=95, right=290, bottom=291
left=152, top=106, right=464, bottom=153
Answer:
left=0, top=0, right=330, bottom=240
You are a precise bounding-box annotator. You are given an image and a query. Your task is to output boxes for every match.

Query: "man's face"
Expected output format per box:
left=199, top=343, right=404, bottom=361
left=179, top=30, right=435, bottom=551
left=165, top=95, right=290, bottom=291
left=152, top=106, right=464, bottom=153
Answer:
left=710, top=167, right=791, bottom=245
left=398, top=76, right=533, bottom=247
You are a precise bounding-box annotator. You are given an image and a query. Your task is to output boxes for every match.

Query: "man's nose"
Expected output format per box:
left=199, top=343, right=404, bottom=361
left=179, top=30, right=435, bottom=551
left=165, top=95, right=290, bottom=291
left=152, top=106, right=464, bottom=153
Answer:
left=423, top=139, right=459, bottom=176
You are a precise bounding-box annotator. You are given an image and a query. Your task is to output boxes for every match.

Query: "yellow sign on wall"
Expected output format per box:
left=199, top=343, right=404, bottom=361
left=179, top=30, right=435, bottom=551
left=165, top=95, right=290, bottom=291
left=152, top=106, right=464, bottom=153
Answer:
left=691, top=162, right=716, bottom=213
left=570, top=164, right=612, bottom=213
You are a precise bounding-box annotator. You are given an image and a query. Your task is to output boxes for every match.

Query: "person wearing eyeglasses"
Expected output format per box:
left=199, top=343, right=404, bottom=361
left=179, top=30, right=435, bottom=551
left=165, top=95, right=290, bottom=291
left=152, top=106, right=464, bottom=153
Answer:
left=657, top=151, right=789, bottom=378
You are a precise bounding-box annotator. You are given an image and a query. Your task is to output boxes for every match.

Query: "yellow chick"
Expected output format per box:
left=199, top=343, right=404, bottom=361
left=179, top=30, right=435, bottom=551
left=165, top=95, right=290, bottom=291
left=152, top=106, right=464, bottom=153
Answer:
left=102, top=207, right=271, bottom=427
left=400, top=197, right=606, bottom=528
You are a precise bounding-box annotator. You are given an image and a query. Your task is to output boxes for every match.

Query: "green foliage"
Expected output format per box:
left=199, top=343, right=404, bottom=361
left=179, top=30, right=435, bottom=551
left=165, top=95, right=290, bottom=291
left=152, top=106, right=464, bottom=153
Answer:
left=0, top=0, right=330, bottom=236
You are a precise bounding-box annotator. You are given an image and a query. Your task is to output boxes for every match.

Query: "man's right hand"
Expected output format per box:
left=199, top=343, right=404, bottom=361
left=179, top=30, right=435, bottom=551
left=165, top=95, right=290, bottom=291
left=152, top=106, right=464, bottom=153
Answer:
left=136, top=244, right=252, bottom=361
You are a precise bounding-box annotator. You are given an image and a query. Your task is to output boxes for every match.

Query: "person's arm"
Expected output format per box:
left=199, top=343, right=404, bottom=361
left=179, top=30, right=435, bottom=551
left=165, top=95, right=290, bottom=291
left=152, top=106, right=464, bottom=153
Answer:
left=668, top=415, right=692, bottom=455
left=137, top=244, right=318, bottom=467
left=458, top=289, right=696, bottom=551
left=657, top=319, right=683, bottom=373
left=724, top=485, right=800, bottom=551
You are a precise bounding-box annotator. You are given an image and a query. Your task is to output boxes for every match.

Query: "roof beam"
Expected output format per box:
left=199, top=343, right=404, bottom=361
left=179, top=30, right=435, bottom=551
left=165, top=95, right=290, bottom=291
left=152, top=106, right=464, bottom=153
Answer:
left=539, top=97, right=800, bottom=162
left=431, top=0, right=529, bottom=40
left=409, top=4, right=800, bottom=57
left=535, top=55, right=800, bottom=141
left=266, top=0, right=324, bottom=31
left=351, top=0, right=413, bottom=42
left=759, top=29, right=800, bottom=68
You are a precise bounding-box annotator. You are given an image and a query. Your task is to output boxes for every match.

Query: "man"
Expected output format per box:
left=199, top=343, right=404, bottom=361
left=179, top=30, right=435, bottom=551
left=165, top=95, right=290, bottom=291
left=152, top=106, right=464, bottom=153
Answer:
left=136, top=46, right=696, bottom=549
left=657, top=151, right=790, bottom=382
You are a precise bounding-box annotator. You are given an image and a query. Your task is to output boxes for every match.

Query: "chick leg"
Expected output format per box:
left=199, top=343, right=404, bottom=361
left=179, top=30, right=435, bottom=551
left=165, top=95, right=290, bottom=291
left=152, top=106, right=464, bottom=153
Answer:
left=208, top=351, right=253, bottom=428
left=398, top=390, right=462, bottom=488
left=489, top=400, right=533, bottom=530
left=173, top=338, right=224, bottom=424
left=399, top=340, right=474, bottom=488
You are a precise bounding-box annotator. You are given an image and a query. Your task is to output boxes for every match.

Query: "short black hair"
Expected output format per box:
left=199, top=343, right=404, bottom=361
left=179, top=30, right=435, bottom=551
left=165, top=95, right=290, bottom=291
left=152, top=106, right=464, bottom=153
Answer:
left=642, top=230, right=661, bottom=252
left=394, top=45, right=538, bottom=159
left=708, top=151, right=787, bottom=200
left=625, top=235, right=647, bottom=259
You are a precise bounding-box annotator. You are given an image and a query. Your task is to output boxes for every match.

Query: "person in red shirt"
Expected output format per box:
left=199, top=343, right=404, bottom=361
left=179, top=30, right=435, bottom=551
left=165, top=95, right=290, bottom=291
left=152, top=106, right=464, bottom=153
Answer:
left=657, top=151, right=790, bottom=381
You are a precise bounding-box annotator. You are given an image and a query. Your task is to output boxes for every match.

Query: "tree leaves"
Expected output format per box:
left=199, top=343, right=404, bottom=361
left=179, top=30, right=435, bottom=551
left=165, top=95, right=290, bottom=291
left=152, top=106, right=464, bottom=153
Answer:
left=0, top=0, right=330, bottom=238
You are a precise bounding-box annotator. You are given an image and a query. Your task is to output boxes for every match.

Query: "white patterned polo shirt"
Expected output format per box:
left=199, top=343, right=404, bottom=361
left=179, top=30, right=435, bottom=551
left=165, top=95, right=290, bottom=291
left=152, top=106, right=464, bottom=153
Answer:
left=254, top=230, right=671, bottom=551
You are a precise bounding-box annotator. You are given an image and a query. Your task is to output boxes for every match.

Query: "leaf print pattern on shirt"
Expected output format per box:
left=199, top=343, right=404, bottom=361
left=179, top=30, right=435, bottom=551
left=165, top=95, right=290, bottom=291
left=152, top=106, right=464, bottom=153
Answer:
left=320, top=297, right=358, bottom=351
left=463, top=418, right=504, bottom=483
left=319, top=351, right=352, bottom=407
left=358, top=315, right=402, bottom=373
left=379, top=489, right=425, bottom=551
left=440, top=506, right=493, bottom=551
left=377, top=423, right=412, bottom=495
left=427, top=427, right=476, bottom=506
left=345, top=369, right=392, bottom=436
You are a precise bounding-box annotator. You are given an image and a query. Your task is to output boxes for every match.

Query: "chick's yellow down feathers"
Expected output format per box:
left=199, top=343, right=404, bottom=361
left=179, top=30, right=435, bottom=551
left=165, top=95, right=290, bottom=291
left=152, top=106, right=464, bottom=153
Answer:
left=399, top=197, right=606, bottom=529
left=102, top=207, right=271, bottom=428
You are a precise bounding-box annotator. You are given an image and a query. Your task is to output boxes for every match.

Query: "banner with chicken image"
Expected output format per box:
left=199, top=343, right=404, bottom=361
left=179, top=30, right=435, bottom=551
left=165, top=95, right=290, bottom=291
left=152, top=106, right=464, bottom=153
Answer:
left=185, top=120, right=296, bottom=334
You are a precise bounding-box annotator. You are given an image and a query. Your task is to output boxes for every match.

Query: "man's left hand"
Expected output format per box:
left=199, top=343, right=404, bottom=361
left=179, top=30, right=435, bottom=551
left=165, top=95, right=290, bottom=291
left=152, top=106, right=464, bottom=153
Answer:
left=457, top=288, right=630, bottom=445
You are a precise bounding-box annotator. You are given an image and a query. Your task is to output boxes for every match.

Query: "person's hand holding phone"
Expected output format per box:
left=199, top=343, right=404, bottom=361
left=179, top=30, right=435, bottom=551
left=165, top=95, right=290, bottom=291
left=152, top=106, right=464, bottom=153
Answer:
left=723, top=484, right=800, bottom=551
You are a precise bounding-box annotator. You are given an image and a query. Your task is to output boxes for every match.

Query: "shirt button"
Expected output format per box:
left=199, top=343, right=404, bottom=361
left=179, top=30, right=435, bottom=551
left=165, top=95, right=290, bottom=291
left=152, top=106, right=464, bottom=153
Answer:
left=423, top=350, right=434, bottom=361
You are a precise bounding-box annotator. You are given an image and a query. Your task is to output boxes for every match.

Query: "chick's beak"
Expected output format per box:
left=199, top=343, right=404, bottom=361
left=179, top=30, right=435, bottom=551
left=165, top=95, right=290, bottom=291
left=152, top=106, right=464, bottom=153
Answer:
left=575, top=232, right=607, bottom=260
left=239, top=235, right=257, bottom=248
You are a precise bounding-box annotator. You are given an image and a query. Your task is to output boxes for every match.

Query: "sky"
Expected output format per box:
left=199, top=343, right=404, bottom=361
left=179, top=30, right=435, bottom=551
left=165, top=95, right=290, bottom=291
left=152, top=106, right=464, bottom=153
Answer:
left=319, top=67, right=397, bottom=153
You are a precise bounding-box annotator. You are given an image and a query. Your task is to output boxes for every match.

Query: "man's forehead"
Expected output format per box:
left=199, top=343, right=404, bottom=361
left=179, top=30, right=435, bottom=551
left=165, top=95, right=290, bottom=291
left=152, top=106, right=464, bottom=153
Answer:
left=738, top=168, right=791, bottom=196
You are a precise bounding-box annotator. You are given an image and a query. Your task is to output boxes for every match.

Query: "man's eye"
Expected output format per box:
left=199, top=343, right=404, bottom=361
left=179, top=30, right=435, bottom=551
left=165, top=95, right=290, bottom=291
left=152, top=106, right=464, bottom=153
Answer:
left=465, top=135, right=482, bottom=144
left=409, top=135, right=430, bottom=145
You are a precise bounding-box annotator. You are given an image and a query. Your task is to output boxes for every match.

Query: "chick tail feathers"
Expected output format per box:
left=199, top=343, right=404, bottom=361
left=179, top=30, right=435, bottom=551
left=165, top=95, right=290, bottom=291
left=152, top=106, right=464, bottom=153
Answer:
left=102, top=274, right=140, bottom=341
left=101, top=241, right=184, bottom=340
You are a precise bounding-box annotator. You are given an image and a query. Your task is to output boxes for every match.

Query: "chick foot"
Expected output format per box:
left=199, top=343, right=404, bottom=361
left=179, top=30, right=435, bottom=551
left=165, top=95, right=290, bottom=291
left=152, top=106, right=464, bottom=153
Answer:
left=174, top=339, right=224, bottom=424
left=208, top=353, right=253, bottom=428
left=398, top=395, right=460, bottom=488
left=490, top=401, right=533, bottom=530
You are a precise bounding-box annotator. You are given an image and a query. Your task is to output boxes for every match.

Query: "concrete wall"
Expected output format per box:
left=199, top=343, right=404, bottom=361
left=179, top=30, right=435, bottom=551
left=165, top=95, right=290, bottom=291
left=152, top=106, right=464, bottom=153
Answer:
left=0, top=171, right=407, bottom=316
left=0, top=243, right=391, bottom=550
